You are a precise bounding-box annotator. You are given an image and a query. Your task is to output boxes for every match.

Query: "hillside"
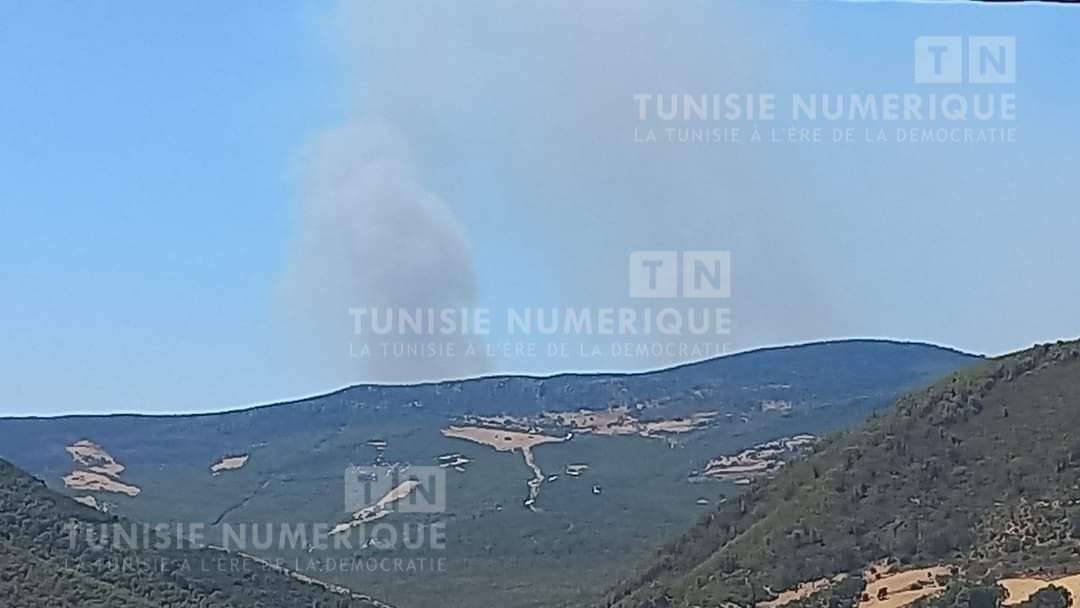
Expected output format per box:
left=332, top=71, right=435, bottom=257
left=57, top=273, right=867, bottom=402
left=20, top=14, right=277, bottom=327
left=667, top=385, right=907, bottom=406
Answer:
left=0, top=340, right=975, bottom=476
left=601, top=340, right=1080, bottom=608
left=0, top=458, right=391, bottom=608
left=0, top=340, right=978, bottom=608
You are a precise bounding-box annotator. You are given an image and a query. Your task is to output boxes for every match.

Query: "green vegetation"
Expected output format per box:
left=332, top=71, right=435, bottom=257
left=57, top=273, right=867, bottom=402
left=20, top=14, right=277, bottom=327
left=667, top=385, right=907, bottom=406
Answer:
left=0, top=540, right=159, bottom=608
left=0, top=459, right=390, bottom=608
left=915, top=580, right=1071, bottom=608
left=912, top=580, right=1005, bottom=608
left=9, top=337, right=1080, bottom=608
left=601, top=340, right=1080, bottom=608
left=0, top=340, right=977, bottom=608
left=1018, top=586, right=1073, bottom=608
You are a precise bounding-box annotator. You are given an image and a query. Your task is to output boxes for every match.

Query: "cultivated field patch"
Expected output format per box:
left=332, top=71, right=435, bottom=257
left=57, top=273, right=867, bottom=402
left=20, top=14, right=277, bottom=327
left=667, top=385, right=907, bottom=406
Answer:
left=63, top=439, right=141, bottom=496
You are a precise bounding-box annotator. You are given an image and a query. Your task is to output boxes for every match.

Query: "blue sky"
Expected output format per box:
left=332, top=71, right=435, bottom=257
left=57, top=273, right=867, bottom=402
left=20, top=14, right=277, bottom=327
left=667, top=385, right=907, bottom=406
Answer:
left=1, top=1, right=1078, bottom=416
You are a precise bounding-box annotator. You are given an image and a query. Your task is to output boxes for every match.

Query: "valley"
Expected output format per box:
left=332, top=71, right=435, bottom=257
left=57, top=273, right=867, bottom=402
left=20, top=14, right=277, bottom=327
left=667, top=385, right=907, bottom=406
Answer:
left=0, top=340, right=976, bottom=608
left=9, top=338, right=1080, bottom=608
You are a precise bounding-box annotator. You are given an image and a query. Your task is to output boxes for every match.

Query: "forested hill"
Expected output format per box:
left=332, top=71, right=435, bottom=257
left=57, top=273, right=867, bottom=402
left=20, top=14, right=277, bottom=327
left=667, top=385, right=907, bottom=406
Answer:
left=0, top=459, right=391, bottom=608
left=0, top=340, right=977, bottom=608
left=601, top=339, right=1080, bottom=608
left=0, top=339, right=978, bottom=477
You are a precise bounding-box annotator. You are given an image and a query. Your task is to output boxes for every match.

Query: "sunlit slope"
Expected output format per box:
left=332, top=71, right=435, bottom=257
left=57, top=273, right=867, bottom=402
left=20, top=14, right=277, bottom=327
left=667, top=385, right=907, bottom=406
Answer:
left=603, top=340, right=1080, bottom=608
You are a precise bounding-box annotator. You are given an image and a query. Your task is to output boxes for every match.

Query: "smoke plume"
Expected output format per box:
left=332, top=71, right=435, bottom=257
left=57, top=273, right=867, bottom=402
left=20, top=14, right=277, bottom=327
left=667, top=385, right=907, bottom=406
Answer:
left=283, top=121, right=488, bottom=382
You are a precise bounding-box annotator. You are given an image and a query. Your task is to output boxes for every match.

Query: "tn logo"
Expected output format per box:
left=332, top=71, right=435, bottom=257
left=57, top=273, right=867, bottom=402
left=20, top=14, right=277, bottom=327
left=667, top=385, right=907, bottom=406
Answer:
left=915, top=36, right=1015, bottom=85
left=629, top=251, right=730, bottom=299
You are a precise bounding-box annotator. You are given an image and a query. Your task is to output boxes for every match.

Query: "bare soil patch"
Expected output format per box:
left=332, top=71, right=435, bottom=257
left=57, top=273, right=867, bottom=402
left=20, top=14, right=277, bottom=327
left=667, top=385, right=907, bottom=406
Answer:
left=211, top=454, right=250, bottom=473
left=442, top=425, right=569, bottom=509
left=66, top=440, right=125, bottom=477
left=441, top=426, right=566, bottom=451
left=63, top=470, right=141, bottom=496
left=72, top=495, right=101, bottom=510
left=330, top=479, right=422, bottom=535
left=858, top=563, right=950, bottom=608
left=63, top=439, right=141, bottom=496
left=758, top=576, right=846, bottom=608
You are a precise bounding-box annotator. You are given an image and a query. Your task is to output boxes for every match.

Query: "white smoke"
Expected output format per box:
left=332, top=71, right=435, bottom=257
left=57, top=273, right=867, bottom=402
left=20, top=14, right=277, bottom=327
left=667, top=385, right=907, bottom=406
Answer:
left=282, top=121, right=488, bottom=382
left=335, top=2, right=847, bottom=355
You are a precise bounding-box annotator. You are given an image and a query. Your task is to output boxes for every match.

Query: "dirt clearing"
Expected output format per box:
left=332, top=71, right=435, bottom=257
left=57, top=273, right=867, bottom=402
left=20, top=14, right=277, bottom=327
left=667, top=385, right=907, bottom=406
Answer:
left=442, top=425, right=569, bottom=509
left=211, top=454, right=250, bottom=473
left=63, top=470, right=141, bottom=496
left=858, top=564, right=950, bottom=608
left=63, top=439, right=141, bottom=496
left=330, top=479, right=423, bottom=535
left=66, top=440, right=125, bottom=477
left=759, top=576, right=846, bottom=608
left=441, top=426, right=567, bottom=451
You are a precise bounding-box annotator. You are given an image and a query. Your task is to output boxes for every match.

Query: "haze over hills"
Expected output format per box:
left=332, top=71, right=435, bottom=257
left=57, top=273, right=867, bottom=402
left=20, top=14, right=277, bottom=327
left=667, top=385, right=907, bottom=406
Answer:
left=0, top=339, right=977, bottom=608
left=601, top=339, right=1080, bottom=608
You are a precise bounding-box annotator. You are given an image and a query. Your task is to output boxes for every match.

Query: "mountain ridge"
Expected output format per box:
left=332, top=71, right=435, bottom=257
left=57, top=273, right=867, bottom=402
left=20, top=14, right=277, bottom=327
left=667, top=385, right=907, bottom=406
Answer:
left=1, top=339, right=979, bottom=421
left=0, top=338, right=981, bottom=608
